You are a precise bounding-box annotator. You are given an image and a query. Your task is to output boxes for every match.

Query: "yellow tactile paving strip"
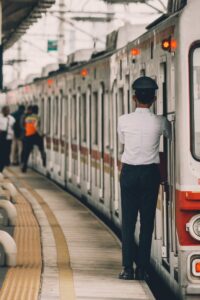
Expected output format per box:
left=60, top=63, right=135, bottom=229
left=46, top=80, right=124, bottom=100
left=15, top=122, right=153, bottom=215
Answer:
left=0, top=184, right=42, bottom=300
left=3, top=168, right=76, bottom=300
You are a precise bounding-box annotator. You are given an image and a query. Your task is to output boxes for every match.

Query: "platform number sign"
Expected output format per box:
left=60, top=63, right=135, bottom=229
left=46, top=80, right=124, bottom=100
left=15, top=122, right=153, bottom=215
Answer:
left=47, top=40, right=58, bottom=52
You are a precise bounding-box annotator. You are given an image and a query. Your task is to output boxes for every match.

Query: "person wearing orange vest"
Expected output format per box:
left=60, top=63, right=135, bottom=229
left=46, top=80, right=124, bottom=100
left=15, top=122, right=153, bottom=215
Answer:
left=21, top=105, right=46, bottom=172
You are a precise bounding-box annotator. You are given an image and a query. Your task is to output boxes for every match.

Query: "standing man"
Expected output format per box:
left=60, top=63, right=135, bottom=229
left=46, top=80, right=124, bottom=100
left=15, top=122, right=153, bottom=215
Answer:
left=21, top=104, right=46, bottom=172
left=11, top=104, right=25, bottom=165
left=118, top=76, right=171, bottom=280
left=0, top=106, right=15, bottom=172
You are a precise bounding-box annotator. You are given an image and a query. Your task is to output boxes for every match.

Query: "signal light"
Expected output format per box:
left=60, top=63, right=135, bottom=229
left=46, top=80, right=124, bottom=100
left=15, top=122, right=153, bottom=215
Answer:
left=47, top=78, right=54, bottom=86
left=162, top=39, right=170, bottom=50
left=161, top=38, right=177, bottom=52
left=81, top=69, right=88, bottom=77
left=170, top=39, right=177, bottom=51
left=131, top=48, right=140, bottom=56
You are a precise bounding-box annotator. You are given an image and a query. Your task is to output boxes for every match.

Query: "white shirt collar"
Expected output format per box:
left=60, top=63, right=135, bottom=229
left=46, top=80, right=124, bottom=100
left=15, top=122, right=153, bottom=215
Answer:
left=135, top=108, right=150, bottom=113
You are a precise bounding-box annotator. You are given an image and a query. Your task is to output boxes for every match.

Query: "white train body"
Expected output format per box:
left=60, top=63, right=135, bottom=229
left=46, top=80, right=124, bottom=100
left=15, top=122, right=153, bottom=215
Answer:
left=5, top=0, right=200, bottom=298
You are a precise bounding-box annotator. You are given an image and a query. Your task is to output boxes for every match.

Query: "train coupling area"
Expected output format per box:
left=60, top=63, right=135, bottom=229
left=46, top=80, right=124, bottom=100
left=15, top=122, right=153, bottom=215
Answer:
left=0, top=167, right=154, bottom=300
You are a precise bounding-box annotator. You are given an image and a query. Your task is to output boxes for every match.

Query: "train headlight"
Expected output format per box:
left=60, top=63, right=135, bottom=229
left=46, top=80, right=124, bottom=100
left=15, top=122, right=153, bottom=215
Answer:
left=186, top=215, right=200, bottom=241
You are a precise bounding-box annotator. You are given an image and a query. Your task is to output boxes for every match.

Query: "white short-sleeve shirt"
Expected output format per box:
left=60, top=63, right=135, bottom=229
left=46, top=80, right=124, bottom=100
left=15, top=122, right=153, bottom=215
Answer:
left=118, top=108, right=171, bottom=165
left=0, top=114, right=16, bottom=140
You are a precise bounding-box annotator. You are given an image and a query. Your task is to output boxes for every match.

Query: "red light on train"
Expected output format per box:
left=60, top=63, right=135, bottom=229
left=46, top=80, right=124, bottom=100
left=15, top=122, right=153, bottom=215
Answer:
left=81, top=69, right=88, bottom=77
left=161, top=39, right=170, bottom=51
left=131, top=48, right=140, bottom=56
left=47, top=79, right=54, bottom=86
left=170, top=39, right=177, bottom=50
left=161, top=38, right=177, bottom=52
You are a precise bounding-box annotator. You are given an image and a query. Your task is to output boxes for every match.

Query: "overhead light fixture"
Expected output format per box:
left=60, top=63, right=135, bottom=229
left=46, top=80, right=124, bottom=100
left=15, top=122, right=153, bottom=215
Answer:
left=72, top=16, right=113, bottom=22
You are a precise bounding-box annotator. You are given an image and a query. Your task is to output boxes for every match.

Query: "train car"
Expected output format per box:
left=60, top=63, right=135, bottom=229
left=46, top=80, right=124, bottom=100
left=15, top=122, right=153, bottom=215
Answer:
left=4, top=0, right=200, bottom=299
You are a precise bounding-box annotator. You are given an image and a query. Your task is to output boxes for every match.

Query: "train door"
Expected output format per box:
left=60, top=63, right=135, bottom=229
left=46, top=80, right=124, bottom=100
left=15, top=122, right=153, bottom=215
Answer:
left=112, top=84, right=124, bottom=217
left=46, top=96, right=52, bottom=173
left=77, top=91, right=81, bottom=187
left=61, top=93, right=67, bottom=180
left=99, top=83, right=105, bottom=200
left=86, top=86, right=92, bottom=192
left=67, top=92, right=72, bottom=180
left=159, top=60, right=176, bottom=273
left=80, top=93, right=87, bottom=186
left=71, top=94, right=77, bottom=183
left=64, top=95, right=69, bottom=184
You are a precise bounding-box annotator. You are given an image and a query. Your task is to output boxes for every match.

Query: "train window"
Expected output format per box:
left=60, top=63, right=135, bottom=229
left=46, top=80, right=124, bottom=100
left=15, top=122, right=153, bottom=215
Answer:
left=120, top=60, right=122, bottom=80
left=54, top=96, right=59, bottom=136
left=190, top=44, right=200, bottom=160
left=151, top=41, right=154, bottom=59
left=94, top=68, right=96, bottom=79
left=47, top=97, right=51, bottom=135
left=127, top=89, right=130, bottom=113
left=60, top=94, right=63, bottom=138
left=81, top=94, right=87, bottom=142
left=71, top=95, right=77, bottom=140
left=40, top=98, right=45, bottom=133
left=92, top=92, right=98, bottom=145
left=65, top=96, right=69, bottom=140
left=140, top=69, right=146, bottom=76
left=118, top=88, right=124, bottom=116
left=61, top=96, right=66, bottom=138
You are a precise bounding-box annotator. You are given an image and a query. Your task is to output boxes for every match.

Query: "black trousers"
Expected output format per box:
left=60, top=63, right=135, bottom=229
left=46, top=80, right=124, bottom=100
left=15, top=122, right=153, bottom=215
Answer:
left=120, top=163, right=160, bottom=270
left=0, top=139, right=12, bottom=172
left=22, top=133, right=44, bottom=169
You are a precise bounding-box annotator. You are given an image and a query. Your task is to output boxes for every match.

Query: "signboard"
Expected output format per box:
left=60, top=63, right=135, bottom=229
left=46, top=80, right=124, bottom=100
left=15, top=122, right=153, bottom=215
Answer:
left=47, top=40, right=58, bottom=52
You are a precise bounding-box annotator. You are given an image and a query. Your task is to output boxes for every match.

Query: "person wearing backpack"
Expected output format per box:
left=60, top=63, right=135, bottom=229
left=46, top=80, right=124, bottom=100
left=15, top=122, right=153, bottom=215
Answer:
left=11, top=104, right=25, bottom=165
left=21, top=105, right=46, bottom=173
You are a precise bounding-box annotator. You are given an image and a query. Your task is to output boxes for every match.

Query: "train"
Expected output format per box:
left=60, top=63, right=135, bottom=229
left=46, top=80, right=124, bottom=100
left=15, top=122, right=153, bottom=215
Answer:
left=4, top=0, right=200, bottom=299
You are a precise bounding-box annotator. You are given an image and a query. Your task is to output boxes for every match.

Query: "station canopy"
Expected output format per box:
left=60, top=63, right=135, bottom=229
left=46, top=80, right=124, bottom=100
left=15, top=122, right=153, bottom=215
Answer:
left=2, top=0, right=55, bottom=50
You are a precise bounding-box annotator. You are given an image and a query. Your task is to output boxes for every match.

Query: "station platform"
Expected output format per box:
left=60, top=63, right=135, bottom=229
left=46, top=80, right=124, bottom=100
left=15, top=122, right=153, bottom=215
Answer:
left=0, top=167, right=154, bottom=300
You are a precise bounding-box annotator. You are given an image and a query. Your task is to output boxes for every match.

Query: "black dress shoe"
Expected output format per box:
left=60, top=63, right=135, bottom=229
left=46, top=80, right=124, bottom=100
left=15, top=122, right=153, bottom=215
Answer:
left=21, top=166, right=27, bottom=173
left=119, top=268, right=134, bottom=280
left=135, top=267, right=149, bottom=280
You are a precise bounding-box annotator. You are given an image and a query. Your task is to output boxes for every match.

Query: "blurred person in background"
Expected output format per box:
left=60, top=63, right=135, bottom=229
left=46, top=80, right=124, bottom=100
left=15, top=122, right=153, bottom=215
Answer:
left=11, top=104, right=25, bottom=165
left=21, top=104, right=46, bottom=172
left=0, top=106, right=15, bottom=173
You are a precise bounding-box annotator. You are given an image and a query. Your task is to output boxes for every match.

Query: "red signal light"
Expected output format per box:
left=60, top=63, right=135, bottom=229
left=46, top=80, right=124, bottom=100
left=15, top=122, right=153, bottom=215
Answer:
left=47, top=78, right=54, bottom=86
left=81, top=69, right=88, bottom=77
left=131, top=48, right=140, bottom=56
left=170, top=39, right=177, bottom=50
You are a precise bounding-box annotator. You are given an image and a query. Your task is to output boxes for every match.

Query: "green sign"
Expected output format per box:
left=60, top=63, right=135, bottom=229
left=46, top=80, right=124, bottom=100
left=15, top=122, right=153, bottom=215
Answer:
left=47, top=40, right=58, bottom=52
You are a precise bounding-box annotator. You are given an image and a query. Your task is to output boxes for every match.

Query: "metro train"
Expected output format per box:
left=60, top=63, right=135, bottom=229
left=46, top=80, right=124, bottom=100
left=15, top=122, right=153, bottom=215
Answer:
left=4, top=0, right=200, bottom=299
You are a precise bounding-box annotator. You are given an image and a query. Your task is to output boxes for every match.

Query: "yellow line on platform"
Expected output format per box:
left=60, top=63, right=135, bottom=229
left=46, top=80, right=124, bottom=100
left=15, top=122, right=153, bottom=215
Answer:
left=7, top=168, right=76, bottom=300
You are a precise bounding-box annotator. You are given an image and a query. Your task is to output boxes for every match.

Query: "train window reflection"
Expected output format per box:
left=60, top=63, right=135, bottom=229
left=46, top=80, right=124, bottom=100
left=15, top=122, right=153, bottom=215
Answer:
left=190, top=46, right=200, bottom=159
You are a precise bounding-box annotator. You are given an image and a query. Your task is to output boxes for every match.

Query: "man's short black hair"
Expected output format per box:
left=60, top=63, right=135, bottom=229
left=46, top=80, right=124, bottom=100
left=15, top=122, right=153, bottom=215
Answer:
left=135, top=88, right=156, bottom=104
